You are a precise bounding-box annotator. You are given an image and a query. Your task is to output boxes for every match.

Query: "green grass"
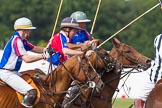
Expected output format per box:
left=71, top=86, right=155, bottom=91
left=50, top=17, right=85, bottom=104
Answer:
left=112, top=98, right=134, bottom=108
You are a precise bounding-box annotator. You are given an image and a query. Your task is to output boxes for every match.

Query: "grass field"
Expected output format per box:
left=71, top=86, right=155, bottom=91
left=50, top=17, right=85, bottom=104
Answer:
left=112, top=98, right=134, bottom=108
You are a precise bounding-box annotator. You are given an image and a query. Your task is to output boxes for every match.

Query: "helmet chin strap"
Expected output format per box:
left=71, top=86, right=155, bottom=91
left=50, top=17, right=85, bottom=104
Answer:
left=17, top=30, right=27, bottom=39
left=63, top=28, right=73, bottom=38
left=24, top=30, right=30, bottom=37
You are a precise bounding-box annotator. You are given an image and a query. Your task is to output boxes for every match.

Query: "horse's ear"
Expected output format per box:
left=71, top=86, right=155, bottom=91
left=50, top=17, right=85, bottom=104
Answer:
left=112, top=37, right=121, bottom=48
left=94, top=39, right=100, bottom=46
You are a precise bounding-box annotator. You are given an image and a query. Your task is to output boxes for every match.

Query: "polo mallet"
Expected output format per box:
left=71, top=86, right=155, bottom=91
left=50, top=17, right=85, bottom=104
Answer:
left=97, top=2, right=161, bottom=48
left=159, top=0, right=162, bottom=9
left=90, top=0, right=102, bottom=35
left=46, top=0, right=64, bottom=88
left=47, top=0, right=64, bottom=47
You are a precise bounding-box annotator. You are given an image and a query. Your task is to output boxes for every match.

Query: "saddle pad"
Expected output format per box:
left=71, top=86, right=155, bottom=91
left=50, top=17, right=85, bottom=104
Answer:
left=15, top=75, right=40, bottom=106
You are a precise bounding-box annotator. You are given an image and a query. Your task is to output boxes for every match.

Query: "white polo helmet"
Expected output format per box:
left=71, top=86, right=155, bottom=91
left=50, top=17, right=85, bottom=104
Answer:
left=70, top=11, right=91, bottom=23
left=14, top=17, right=36, bottom=30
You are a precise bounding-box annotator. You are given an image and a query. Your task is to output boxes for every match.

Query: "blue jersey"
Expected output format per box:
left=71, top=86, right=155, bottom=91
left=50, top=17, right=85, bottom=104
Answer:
left=71, top=29, right=93, bottom=44
left=0, top=32, right=34, bottom=71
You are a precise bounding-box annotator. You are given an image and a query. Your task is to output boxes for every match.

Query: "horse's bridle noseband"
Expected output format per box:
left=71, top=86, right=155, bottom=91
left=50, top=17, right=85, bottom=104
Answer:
left=94, top=48, right=122, bottom=74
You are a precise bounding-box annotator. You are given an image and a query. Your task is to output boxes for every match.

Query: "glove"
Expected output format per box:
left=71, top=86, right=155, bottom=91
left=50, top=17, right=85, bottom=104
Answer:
left=85, top=50, right=94, bottom=57
left=47, top=47, right=55, bottom=55
left=42, top=49, right=50, bottom=59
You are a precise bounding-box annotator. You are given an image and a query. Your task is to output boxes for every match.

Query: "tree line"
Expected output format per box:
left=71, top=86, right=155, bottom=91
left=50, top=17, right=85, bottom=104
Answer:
left=0, top=0, right=161, bottom=58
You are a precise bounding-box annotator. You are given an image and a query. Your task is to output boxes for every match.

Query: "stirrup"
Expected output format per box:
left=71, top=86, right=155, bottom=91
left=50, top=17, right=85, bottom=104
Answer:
left=21, top=102, right=33, bottom=108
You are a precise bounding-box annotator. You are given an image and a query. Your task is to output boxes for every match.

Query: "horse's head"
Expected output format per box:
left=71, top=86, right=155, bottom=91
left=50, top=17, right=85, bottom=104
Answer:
left=83, top=48, right=123, bottom=90
left=86, top=48, right=122, bottom=74
left=74, top=54, right=105, bottom=92
left=110, top=38, right=151, bottom=70
left=51, top=54, right=105, bottom=93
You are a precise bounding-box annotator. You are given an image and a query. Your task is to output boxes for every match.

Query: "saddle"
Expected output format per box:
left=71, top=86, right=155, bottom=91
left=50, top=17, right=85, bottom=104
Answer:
left=0, top=74, right=41, bottom=106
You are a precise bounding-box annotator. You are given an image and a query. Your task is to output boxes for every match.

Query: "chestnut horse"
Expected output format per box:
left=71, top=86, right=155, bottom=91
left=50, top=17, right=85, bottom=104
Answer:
left=70, top=47, right=122, bottom=108
left=71, top=38, right=151, bottom=108
left=0, top=49, right=113, bottom=108
left=144, top=78, right=162, bottom=108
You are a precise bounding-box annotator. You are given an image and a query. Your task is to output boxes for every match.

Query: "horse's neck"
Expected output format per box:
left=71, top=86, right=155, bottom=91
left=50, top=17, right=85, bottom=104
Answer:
left=89, top=53, right=105, bottom=69
left=47, top=56, right=79, bottom=82
left=48, top=57, right=80, bottom=92
left=44, top=56, right=79, bottom=101
left=50, top=56, right=79, bottom=78
left=88, top=54, right=97, bottom=65
left=63, top=56, right=80, bottom=75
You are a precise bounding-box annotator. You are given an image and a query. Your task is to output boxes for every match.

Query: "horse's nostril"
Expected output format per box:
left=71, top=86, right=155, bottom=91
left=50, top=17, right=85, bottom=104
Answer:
left=101, top=83, right=105, bottom=89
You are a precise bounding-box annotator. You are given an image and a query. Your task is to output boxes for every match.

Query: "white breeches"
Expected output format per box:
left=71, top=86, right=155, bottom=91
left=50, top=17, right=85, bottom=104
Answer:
left=35, top=60, right=57, bottom=75
left=0, top=69, right=33, bottom=94
left=135, top=79, right=155, bottom=101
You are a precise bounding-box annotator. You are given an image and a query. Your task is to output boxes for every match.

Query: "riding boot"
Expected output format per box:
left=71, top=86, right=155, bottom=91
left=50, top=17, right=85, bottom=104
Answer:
left=134, top=99, right=145, bottom=108
left=62, top=82, right=79, bottom=108
left=22, top=89, right=37, bottom=108
left=62, top=97, right=71, bottom=108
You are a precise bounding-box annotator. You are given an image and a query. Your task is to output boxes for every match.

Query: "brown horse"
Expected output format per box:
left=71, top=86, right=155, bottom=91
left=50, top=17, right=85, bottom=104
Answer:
left=71, top=38, right=151, bottom=108
left=70, top=47, right=122, bottom=108
left=0, top=50, right=109, bottom=108
left=144, top=78, right=162, bottom=108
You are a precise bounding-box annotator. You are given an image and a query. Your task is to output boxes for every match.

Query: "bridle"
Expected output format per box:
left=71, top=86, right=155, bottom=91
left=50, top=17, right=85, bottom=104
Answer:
left=93, top=48, right=121, bottom=73
left=85, top=46, right=147, bottom=106
left=74, top=48, right=123, bottom=107
left=76, top=55, right=101, bottom=83
left=113, top=43, right=144, bottom=68
left=31, top=54, right=104, bottom=107
left=68, top=48, right=121, bottom=107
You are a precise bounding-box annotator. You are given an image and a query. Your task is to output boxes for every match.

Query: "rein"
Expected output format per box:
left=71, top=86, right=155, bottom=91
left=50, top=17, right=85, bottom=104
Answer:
left=78, top=56, right=99, bottom=82
left=31, top=55, right=100, bottom=107
left=94, top=48, right=118, bottom=73
left=76, top=48, right=122, bottom=107
left=87, top=46, right=147, bottom=106
left=53, top=55, right=102, bottom=94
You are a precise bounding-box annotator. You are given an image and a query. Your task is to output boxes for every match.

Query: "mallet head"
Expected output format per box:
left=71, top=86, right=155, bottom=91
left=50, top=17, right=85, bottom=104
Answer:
left=159, top=0, right=162, bottom=9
